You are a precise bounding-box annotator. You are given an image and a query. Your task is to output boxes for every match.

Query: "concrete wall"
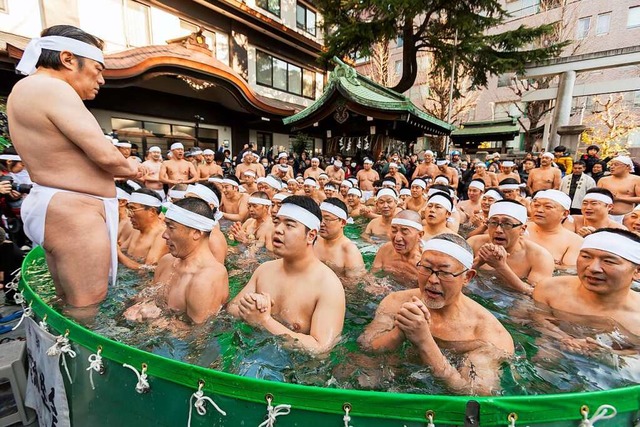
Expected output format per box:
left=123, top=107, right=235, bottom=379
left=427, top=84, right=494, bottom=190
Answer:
left=0, top=0, right=42, bottom=37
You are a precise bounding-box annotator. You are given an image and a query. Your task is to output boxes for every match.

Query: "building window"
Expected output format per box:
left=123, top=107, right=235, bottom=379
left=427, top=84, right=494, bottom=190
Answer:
left=596, top=12, right=611, bottom=35
left=257, top=132, right=273, bottom=152
left=255, top=50, right=316, bottom=99
left=576, top=16, right=590, bottom=39
left=396, top=35, right=404, bottom=47
left=394, top=60, right=403, bottom=77
left=125, top=0, right=151, bottom=47
left=296, top=3, right=316, bottom=36
left=497, top=73, right=512, bottom=88
left=629, top=6, right=640, bottom=28
left=256, top=0, right=280, bottom=17
left=216, top=33, right=229, bottom=65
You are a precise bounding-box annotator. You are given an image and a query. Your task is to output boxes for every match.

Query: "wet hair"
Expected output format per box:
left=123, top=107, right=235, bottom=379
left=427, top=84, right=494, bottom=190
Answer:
left=498, top=178, right=520, bottom=186
left=173, top=197, right=214, bottom=235
left=373, top=179, right=383, bottom=188
left=584, top=187, right=614, bottom=200
left=523, top=158, right=536, bottom=164
left=132, top=188, right=162, bottom=214
left=249, top=191, right=270, bottom=201
left=116, top=181, right=135, bottom=194
left=432, top=233, right=473, bottom=256
left=37, top=25, right=104, bottom=70
left=483, top=187, right=505, bottom=199
left=322, top=197, right=348, bottom=216
left=430, top=184, right=452, bottom=194
left=281, top=195, right=322, bottom=232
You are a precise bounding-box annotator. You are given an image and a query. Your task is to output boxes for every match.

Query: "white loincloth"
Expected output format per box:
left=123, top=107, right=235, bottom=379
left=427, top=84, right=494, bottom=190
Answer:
left=21, top=184, right=119, bottom=286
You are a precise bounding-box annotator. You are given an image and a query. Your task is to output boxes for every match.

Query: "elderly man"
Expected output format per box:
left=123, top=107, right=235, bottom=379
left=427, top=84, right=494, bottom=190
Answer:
left=559, top=160, right=596, bottom=215
left=220, top=175, right=249, bottom=222
left=229, top=195, right=346, bottom=354
left=142, top=146, right=165, bottom=199
left=356, top=158, right=379, bottom=200
left=412, top=150, right=439, bottom=180
left=256, top=175, right=282, bottom=200
left=117, top=189, right=168, bottom=271
left=241, top=169, right=259, bottom=194
left=533, top=229, right=640, bottom=351
left=314, top=198, right=365, bottom=277
left=528, top=152, right=562, bottom=193
left=229, top=191, right=274, bottom=250
left=271, top=152, right=294, bottom=180
left=421, top=192, right=453, bottom=240
left=359, top=234, right=515, bottom=395
left=385, top=162, right=409, bottom=188
left=468, top=200, right=553, bottom=295
left=564, top=188, right=626, bottom=236
left=326, top=159, right=346, bottom=186
left=598, top=155, right=640, bottom=223
left=124, top=198, right=228, bottom=324
left=160, top=142, right=198, bottom=185
left=304, top=157, right=323, bottom=180
left=372, top=210, right=424, bottom=281
left=198, top=148, right=223, bottom=181
left=9, top=25, right=142, bottom=307
left=525, top=189, right=583, bottom=267
left=496, top=160, right=520, bottom=183
left=363, top=188, right=399, bottom=239
left=624, top=205, right=640, bottom=235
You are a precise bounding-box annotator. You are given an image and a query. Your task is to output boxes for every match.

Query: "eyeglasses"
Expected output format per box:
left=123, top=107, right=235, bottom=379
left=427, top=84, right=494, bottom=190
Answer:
left=321, top=216, right=341, bottom=223
left=486, top=220, right=522, bottom=230
left=416, top=262, right=468, bottom=280
left=126, top=207, right=146, bottom=215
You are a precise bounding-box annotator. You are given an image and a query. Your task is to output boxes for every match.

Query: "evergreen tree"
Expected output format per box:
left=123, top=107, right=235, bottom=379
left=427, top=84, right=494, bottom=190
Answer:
left=317, top=0, right=567, bottom=94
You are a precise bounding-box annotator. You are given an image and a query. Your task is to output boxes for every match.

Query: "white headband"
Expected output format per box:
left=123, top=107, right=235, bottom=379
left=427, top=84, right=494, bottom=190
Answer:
left=171, top=143, right=184, bottom=150
left=483, top=190, right=503, bottom=201
left=341, top=180, right=354, bottom=188
left=0, top=154, right=21, bottom=161
left=222, top=178, right=239, bottom=187
left=168, top=189, right=186, bottom=199
left=243, top=170, right=256, bottom=177
left=248, top=197, right=272, bottom=206
left=428, top=194, right=453, bottom=212
left=533, top=189, right=571, bottom=210
left=434, top=176, right=450, bottom=185
left=611, top=156, right=635, bottom=172
left=399, top=188, right=412, bottom=196
left=263, top=175, right=281, bottom=190
left=489, top=202, right=528, bottom=224
left=203, top=149, right=214, bottom=155
left=277, top=203, right=321, bottom=231
left=475, top=162, right=487, bottom=168
left=278, top=164, right=289, bottom=171
left=582, top=231, right=640, bottom=265
left=148, top=146, right=161, bottom=153
left=391, top=217, right=423, bottom=231
left=541, top=152, right=554, bottom=159
left=242, top=151, right=255, bottom=159
left=582, top=193, right=613, bottom=205
left=273, top=193, right=290, bottom=201
left=165, top=203, right=215, bottom=232
left=382, top=180, right=396, bottom=188
left=126, top=180, right=141, bottom=190
left=208, top=177, right=224, bottom=184
left=311, top=157, right=319, bottom=162
left=347, top=188, right=363, bottom=198
left=278, top=152, right=288, bottom=159
left=422, top=239, right=474, bottom=269
left=499, top=183, right=522, bottom=191
left=287, top=178, right=298, bottom=184
left=304, top=178, right=319, bottom=188
left=436, top=160, right=448, bottom=166
left=319, top=173, right=329, bottom=179
left=114, top=141, right=132, bottom=148
left=377, top=188, right=398, bottom=200
left=502, top=161, right=515, bottom=168
left=468, top=181, right=485, bottom=191
left=116, top=188, right=130, bottom=201
left=320, top=202, right=348, bottom=221
left=388, top=162, right=398, bottom=169
left=129, top=192, right=162, bottom=207
left=411, top=179, right=426, bottom=189
left=17, top=36, right=105, bottom=75
left=186, top=184, right=220, bottom=207
left=334, top=160, right=343, bottom=167
left=324, top=184, right=336, bottom=191
left=425, top=150, right=434, bottom=156
left=364, top=159, right=373, bottom=164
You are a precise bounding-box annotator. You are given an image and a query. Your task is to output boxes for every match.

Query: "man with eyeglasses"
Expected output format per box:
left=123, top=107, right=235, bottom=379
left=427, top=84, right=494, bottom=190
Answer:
left=314, top=198, right=365, bottom=278
left=525, top=189, right=584, bottom=268
left=359, top=234, right=514, bottom=395
left=597, top=156, right=640, bottom=223
left=468, top=200, right=553, bottom=295
left=371, top=210, right=424, bottom=282
left=117, top=189, right=168, bottom=271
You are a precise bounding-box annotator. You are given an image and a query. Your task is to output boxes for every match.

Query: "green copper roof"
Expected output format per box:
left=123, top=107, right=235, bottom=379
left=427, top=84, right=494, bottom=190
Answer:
left=283, top=58, right=453, bottom=134
left=451, top=121, right=519, bottom=137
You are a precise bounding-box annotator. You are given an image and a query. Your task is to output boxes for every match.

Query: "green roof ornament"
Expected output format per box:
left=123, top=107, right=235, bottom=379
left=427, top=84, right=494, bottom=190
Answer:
left=329, top=57, right=360, bottom=86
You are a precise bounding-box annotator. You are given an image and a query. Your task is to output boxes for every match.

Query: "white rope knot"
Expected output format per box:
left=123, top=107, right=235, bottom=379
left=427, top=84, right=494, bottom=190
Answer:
left=13, top=291, right=25, bottom=305
left=187, top=382, right=226, bottom=427
left=258, top=396, right=291, bottom=427
left=86, top=349, right=104, bottom=390
left=123, top=363, right=150, bottom=394
left=46, top=334, right=76, bottom=384
left=343, top=405, right=353, bottom=427
left=38, top=316, right=49, bottom=332
left=12, top=304, right=32, bottom=331
left=580, top=404, right=617, bottom=426
left=427, top=411, right=436, bottom=427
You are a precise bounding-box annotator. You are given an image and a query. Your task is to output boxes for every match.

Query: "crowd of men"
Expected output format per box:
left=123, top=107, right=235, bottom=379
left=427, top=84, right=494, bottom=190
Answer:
left=3, top=25, right=640, bottom=396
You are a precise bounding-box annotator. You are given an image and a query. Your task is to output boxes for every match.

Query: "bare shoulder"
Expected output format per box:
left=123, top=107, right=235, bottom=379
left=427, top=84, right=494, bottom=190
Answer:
left=315, top=260, right=343, bottom=288
left=532, top=275, right=573, bottom=303
left=563, top=228, right=584, bottom=244
left=467, top=234, right=489, bottom=250
left=524, top=239, right=553, bottom=259
left=379, top=289, right=417, bottom=312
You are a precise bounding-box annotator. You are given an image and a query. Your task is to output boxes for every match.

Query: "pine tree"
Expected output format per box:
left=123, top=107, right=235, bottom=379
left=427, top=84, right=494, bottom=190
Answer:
left=317, top=0, right=567, bottom=94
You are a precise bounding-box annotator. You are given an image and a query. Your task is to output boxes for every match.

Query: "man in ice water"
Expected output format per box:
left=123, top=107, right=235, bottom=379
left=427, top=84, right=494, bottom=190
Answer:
left=7, top=25, right=142, bottom=307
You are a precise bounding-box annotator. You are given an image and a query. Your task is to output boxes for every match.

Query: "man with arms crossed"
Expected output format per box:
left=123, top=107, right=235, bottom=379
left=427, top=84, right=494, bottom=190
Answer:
left=303, top=157, right=323, bottom=180
left=412, top=150, right=439, bottom=180
left=359, top=234, right=514, bottom=395
left=597, top=156, right=640, bottom=223
left=160, top=142, right=198, bottom=186
left=314, top=198, right=365, bottom=277
left=125, top=198, right=228, bottom=324
left=8, top=25, right=142, bottom=307
left=356, top=158, right=379, bottom=200
left=198, top=149, right=223, bottom=181
left=142, top=146, right=165, bottom=199
left=533, top=229, right=640, bottom=352
left=527, top=152, right=562, bottom=193
left=229, top=195, right=346, bottom=353
left=468, top=200, right=554, bottom=295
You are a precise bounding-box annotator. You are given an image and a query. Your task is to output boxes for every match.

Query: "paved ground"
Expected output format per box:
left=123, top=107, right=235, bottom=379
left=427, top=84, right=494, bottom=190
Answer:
left=0, top=294, right=36, bottom=426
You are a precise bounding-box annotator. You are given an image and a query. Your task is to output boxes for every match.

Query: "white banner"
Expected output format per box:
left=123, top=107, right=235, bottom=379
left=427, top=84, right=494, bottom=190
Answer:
left=24, top=317, right=71, bottom=427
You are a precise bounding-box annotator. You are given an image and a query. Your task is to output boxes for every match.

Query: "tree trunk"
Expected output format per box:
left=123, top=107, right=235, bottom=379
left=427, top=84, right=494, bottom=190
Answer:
left=390, top=18, right=418, bottom=94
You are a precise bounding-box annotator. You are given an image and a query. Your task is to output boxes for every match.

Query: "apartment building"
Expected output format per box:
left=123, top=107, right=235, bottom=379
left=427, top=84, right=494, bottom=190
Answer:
left=0, top=0, right=328, bottom=154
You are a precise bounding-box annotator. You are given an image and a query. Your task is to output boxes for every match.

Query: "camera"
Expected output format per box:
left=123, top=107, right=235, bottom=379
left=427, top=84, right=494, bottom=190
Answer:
left=0, top=175, right=32, bottom=194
